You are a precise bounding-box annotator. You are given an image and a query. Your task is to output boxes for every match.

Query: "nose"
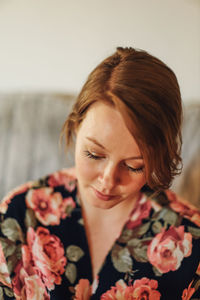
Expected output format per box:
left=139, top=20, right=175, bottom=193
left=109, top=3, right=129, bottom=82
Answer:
left=98, top=162, right=119, bottom=192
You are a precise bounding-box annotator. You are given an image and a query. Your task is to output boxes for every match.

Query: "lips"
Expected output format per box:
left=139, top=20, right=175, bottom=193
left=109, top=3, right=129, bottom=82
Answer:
left=92, top=187, right=116, bottom=201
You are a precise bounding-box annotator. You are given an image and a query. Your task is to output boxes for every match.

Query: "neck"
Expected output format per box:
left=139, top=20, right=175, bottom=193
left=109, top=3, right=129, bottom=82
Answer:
left=80, top=193, right=140, bottom=225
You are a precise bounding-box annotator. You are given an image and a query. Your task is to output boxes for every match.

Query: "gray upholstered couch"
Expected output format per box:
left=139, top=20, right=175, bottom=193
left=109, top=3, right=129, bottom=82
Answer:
left=0, top=93, right=75, bottom=199
left=0, top=94, right=199, bottom=208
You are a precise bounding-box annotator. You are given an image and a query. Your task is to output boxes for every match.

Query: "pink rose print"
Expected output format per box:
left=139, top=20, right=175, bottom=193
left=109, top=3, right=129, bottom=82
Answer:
left=126, top=195, right=151, bottom=229
left=101, top=277, right=161, bottom=300
left=27, top=227, right=67, bottom=290
left=48, top=169, right=76, bottom=192
left=181, top=281, right=195, bottom=300
left=12, top=245, right=50, bottom=300
left=25, top=187, right=75, bottom=225
left=0, top=197, right=11, bottom=214
left=0, top=182, right=31, bottom=214
left=101, top=280, right=125, bottom=299
left=75, top=279, right=92, bottom=300
left=196, top=262, right=200, bottom=276
left=0, top=242, right=12, bottom=288
left=147, top=225, right=192, bottom=273
left=130, top=277, right=161, bottom=300
left=166, top=190, right=200, bottom=226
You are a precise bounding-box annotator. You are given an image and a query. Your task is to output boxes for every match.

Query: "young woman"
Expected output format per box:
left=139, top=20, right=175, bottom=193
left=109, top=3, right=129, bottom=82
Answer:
left=0, top=47, right=199, bottom=299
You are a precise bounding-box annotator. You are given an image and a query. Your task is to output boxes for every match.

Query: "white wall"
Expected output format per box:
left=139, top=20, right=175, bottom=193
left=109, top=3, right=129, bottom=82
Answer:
left=0, top=0, right=199, bottom=103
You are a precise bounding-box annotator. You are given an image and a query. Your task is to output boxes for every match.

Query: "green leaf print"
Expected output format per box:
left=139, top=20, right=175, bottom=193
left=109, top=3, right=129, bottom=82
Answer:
left=187, top=226, right=200, bottom=239
left=25, top=208, right=37, bottom=229
left=65, top=204, right=74, bottom=216
left=154, top=208, right=178, bottom=226
left=7, top=245, right=22, bottom=274
left=119, top=222, right=151, bottom=244
left=0, top=287, right=4, bottom=300
left=127, top=237, right=152, bottom=263
left=4, top=287, right=14, bottom=298
left=151, top=221, right=163, bottom=235
left=194, top=277, right=200, bottom=291
left=111, top=244, right=133, bottom=273
left=66, top=245, right=84, bottom=262
left=1, top=218, right=24, bottom=243
left=118, top=228, right=134, bottom=243
left=0, top=238, right=16, bottom=257
left=65, top=263, right=77, bottom=284
left=133, top=222, right=151, bottom=237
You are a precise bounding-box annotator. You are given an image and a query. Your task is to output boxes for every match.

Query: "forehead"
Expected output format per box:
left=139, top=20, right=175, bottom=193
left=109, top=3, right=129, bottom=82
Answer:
left=77, top=101, right=142, bottom=158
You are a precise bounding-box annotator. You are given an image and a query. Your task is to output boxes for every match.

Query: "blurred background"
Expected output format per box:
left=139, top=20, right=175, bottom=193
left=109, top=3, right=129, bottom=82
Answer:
left=0, top=0, right=199, bottom=207
left=0, top=0, right=199, bottom=100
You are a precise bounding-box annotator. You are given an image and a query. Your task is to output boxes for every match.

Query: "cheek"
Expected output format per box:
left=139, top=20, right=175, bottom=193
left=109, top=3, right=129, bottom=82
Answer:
left=126, top=174, right=146, bottom=193
left=140, top=172, right=147, bottom=186
left=137, top=173, right=147, bottom=188
left=78, top=159, right=91, bottom=179
left=75, top=152, right=96, bottom=183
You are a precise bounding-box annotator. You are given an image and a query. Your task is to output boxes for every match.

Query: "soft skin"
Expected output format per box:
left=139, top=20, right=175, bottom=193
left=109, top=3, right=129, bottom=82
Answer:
left=75, top=101, right=146, bottom=210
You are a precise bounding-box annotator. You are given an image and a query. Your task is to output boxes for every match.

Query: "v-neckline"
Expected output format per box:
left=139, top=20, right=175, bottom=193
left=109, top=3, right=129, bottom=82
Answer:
left=78, top=192, right=149, bottom=283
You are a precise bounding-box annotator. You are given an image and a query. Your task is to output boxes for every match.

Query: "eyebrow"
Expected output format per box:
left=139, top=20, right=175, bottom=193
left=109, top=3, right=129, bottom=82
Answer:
left=86, top=137, right=105, bottom=149
left=86, top=137, right=144, bottom=160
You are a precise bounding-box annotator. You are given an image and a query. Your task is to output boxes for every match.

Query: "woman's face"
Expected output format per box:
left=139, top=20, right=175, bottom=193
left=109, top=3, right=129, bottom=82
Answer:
left=75, top=102, right=146, bottom=209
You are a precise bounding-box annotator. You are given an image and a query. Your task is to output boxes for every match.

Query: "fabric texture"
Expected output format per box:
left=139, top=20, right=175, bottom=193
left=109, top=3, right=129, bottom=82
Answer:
left=0, top=168, right=199, bottom=300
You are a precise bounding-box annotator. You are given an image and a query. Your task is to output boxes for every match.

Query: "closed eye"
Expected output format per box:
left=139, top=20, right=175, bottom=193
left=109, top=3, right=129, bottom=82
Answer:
left=84, top=150, right=144, bottom=173
left=126, top=165, right=144, bottom=173
left=84, top=150, right=103, bottom=160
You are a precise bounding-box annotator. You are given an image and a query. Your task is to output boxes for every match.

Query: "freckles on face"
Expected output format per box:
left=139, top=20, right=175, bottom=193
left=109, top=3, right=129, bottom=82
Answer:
left=74, top=101, right=146, bottom=209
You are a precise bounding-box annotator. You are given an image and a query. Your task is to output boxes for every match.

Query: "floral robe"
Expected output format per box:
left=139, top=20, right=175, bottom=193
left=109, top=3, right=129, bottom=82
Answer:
left=0, top=168, right=200, bottom=300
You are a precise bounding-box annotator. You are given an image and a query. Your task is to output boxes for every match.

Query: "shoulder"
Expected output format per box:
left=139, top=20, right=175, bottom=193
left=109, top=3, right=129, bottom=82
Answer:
left=113, top=191, right=200, bottom=298
left=147, top=190, right=200, bottom=254
left=164, top=189, right=200, bottom=227
left=146, top=190, right=200, bottom=297
left=0, top=168, right=77, bottom=225
left=146, top=189, right=200, bottom=228
left=0, top=168, right=77, bottom=298
left=149, top=189, right=200, bottom=271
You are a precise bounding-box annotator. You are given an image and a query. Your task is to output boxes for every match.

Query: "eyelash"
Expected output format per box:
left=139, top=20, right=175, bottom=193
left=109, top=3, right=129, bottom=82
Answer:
left=84, top=151, right=144, bottom=173
left=84, top=150, right=102, bottom=160
left=126, top=165, right=144, bottom=173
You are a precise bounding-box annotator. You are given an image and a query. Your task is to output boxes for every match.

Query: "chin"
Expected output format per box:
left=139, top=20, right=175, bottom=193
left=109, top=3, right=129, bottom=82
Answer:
left=87, top=195, right=124, bottom=210
left=91, top=201, right=118, bottom=210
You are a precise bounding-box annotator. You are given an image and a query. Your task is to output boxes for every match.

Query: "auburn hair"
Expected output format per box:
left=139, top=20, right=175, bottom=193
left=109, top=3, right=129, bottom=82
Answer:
left=61, top=47, right=182, bottom=192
